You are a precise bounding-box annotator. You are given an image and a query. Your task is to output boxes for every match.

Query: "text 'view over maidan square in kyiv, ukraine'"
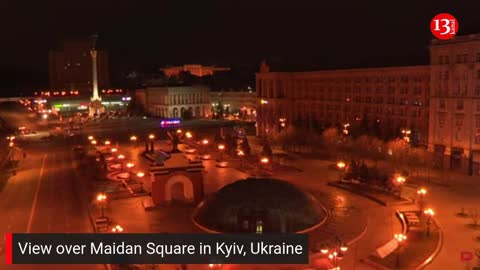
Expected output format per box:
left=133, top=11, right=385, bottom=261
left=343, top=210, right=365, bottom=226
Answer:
left=2, top=2, right=480, bottom=270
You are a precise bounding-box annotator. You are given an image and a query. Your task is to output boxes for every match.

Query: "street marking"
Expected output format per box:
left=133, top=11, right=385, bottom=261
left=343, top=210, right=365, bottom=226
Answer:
left=26, top=154, right=47, bottom=233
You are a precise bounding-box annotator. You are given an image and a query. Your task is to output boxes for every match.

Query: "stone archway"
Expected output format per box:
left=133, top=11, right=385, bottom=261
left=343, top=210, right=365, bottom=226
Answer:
left=164, top=174, right=194, bottom=203
left=173, top=107, right=179, bottom=118
left=181, top=107, right=186, bottom=118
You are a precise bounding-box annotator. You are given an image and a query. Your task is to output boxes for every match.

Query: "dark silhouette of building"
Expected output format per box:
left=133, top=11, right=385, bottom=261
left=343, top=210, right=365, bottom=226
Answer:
left=49, top=38, right=109, bottom=94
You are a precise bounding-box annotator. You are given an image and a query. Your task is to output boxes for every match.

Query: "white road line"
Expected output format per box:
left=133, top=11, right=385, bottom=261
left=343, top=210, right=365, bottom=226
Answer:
left=26, top=154, right=47, bottom=233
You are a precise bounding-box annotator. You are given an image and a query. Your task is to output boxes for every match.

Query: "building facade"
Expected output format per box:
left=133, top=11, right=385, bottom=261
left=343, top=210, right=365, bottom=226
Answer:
left=256, top=65, right=430, bottom=145
left=135, top=85, right=210, bottom=118
left=161, top=64, right=230, bottom=77
left=49, top=39, right=109, bottom=94
left=429, top=34, right=480, bottom=173
left=210, top=91, right=257, bottom=121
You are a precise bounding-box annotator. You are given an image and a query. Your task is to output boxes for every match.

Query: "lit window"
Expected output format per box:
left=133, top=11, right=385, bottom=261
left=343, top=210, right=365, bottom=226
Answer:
left=256, top=220, right=263, bottom=234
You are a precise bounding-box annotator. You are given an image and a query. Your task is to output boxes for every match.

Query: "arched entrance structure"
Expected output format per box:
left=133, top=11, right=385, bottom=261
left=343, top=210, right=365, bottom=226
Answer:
left=150, top=153, right=204, bottom=205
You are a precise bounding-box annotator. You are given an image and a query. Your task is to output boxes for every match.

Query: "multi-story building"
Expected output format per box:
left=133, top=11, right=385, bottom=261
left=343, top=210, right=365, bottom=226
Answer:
left=161, top=64, right=230, bottom=77
left=210, top=91, right=257, bottom=121
left=135, top=85, right=210, bottom=118
left=256, top=63, right=430, bottom=145
left=429, top=34, right=480, bottom=173
left=49, top=38, right=109, bottom=94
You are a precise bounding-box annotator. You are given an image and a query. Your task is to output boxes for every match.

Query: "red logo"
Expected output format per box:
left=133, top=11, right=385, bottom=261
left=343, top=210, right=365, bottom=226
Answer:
left=461, top=251, right=474, bottom=262
left=430, top=13, right=458, bottom=40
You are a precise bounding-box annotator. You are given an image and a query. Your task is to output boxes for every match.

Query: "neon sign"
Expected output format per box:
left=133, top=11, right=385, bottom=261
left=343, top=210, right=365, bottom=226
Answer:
left=160, top=118, right=181, bottom=127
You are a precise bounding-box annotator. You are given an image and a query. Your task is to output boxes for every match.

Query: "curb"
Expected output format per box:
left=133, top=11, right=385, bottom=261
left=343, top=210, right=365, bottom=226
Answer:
left=328, top=182, right=387, bottom=206
left=415, top=218, right=443, bottom=270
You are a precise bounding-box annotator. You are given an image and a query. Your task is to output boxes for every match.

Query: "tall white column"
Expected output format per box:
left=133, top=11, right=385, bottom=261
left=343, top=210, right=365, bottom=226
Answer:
left=90, top=50, right=101, bottom=101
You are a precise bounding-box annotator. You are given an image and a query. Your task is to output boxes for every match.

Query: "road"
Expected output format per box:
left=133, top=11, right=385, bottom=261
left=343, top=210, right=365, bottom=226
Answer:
left=0, top=105, right=98, bottom=270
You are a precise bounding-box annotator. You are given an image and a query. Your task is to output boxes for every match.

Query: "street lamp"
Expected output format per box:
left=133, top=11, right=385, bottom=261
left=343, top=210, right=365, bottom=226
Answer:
left=321, top=237, right=348, bottom=269
left=88, top=135, right=94, bottom=141
left=395, top=175, right=406, bottom=198
left=394, top=233, right=407, bottom=267
left=237, top=150, right=245, bottom=168
left=185, top=131, right=193, bottom=139
left=96, top=193, right=107, bottom=218
left=126, top=163, right=134, bottom=178
left=130, top=135, right=137, bottom=142
left=424, top=208, right=435, bottom=237
left=417, top=187, right=427, bottom=212
left=148, top=134, right=155, bottom=140
left=104, top=140, right=111, bottom=146
left=111, top=224, right=124, bottom=233
left=336, top=161, right=347, bottom=181
left=218, top=144, right=225, bottom=161
left=91, top=140, right=97, bottom=145
left=111, top=148, right=118, bottom=153
left=117, top=154, right=125, bottom=170
left=176, top=129, right=182, bottom=134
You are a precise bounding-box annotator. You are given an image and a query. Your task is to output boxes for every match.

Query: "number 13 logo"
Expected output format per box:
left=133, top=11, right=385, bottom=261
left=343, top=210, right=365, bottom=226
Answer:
left=430, top=13, right=458, bottom=40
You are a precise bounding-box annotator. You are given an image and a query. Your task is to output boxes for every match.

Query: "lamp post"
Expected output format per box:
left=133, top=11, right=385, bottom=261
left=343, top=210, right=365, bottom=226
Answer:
left=218, top=144, right=225, bottom=161
left=111, top=148, right=118, bottom=154
left=96, top=193, right=107, bottom=218
left=394, top=233, right=407, bottom=267
left=88, top=135, right=94, bottom=141
left=320, top=237, right=348, bottom=270
left=260, top=156, right=269, bottom=176
left=111, top=224, right=124, bottom=233
left=395, top=175, right=406, bottom=198
left=126, top=162, right=134, bottom=181
left=91, top=140, right=97, bottom=145
left=237, top=150, right=245, bottom=168
left=136, top=172, right=145, bottom=191
left=424, top=208, right=435, bottom=237
left=117, top=154, right=125, bottom=170
left=104, top=140, right=111, bottom=146
left=148, top=134, right=155, bottom=153
left=336, top=161, right=347, bottom=181
left=202, top=139, right=209, bottom=154
left=417, top=187, right=427, bottom=213
left=130, top=135, right=137, bottom=148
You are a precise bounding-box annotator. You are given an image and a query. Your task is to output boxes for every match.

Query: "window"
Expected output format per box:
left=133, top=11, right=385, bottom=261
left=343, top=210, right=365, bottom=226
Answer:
left=456, top=115, right=463, bottom=127
left=439, top=99, right=446, bottom=109
left=256, top=220, right=263, bottom=234
left=457, top=100, right=464, bottom=110
left=438, top=114, right=446, bottom=128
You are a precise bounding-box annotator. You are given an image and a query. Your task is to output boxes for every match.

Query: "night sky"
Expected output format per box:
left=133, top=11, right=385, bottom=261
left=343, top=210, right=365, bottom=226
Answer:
left=1, top=1, right=480, bottom=95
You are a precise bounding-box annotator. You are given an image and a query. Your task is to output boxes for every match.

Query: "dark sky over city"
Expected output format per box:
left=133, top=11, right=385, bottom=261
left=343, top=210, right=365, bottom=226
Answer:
left=1, top=1, right=480, bottom=94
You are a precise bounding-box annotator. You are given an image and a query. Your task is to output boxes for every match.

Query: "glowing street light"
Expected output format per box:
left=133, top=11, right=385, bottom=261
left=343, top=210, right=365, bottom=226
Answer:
left=417, top=187, right=427, bottom=212
left=88, top=136, right=94, bottom=141
left=91, top=140, right=97, bottom=145
left=218, top=144, right=225, bottom=150
left=104, top=140, right=111, bottom=146
left=395, top=175, right=406, bottom=198
left=202, top=139, right=209, bottom=145
left=9, top=142, right=14, bottom=148
left=136, top=172, right=145, bottom=178
left=117, top=154, right=125, bottom=160
left=111, top=148, right=118, bottom=153
left=130, top=135, right=137, bottom=141
left=96, top=193, right=107, bottom=218
left=148, top=134, right=155, bottom=140
left=260, top=157, right=269, bottom=164
left=185, top=131, right=193, bottom=139
left=176, top=129, right=183, bottom=134
left=337, top=161, right=346, bottom=170
left=111, top=224, right=124, bottom=233
left=394, top=233, right=407, bottom=267
left=126, top=162, right=134, bottom=169
left=424, top=208, right=435, bottom=237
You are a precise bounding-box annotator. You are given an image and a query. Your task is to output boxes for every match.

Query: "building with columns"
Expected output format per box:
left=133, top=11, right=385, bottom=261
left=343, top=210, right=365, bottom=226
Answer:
left=256, top=65, right=430, bottom=145
left=135, top=85, right=210, bottom=118
left=429, top=34, right=480, bottom=173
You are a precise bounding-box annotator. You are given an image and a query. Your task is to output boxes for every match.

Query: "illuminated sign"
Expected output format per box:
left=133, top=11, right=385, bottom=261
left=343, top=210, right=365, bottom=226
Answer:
left=160, top=118, right=182, bottom=127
